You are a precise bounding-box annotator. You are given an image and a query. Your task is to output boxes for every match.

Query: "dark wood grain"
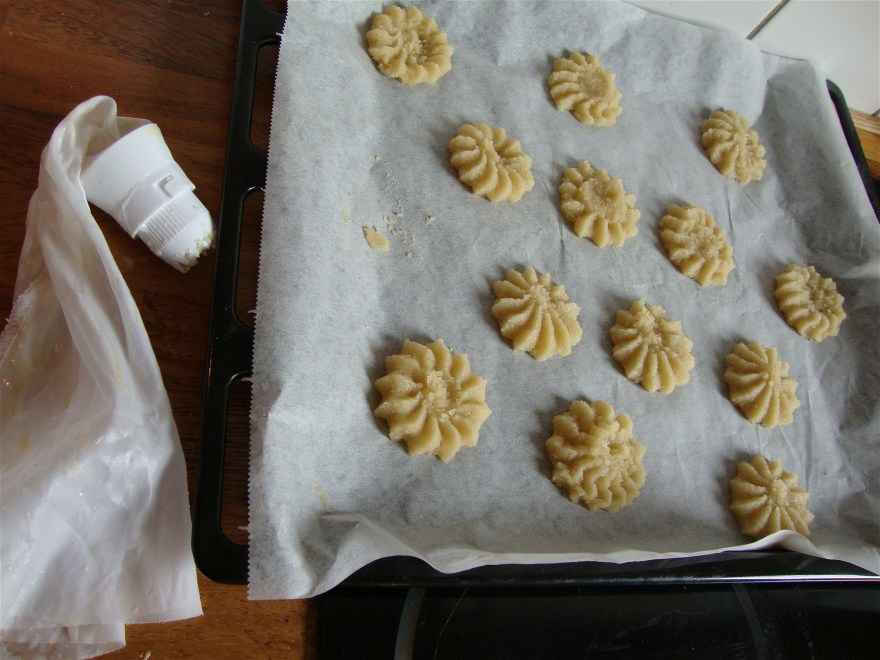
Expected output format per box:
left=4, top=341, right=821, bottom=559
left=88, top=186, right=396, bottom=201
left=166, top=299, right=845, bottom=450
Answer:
left=853, top=111, right=880, bottom=180
left=0, top=1, right=309, bottom=658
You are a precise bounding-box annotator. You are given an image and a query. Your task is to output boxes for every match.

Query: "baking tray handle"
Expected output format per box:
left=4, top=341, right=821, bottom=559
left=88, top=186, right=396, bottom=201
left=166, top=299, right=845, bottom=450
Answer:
left=194, top=0, right=284, bottom=584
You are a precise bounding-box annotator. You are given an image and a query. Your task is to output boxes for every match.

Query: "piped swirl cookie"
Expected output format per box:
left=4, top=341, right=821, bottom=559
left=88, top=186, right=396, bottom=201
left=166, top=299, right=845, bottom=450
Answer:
left=491, top=266, right=583, bottom=361
left=374, top=339, right=491, bottom=462
left=546, top=400, right=646, bottom=512
left=449, top=123, right=535, bottom=202
left=730, top=454, right=813, bottom=538
left=548, top=52, right=622, bottom=126
left=660, top=205, right=734, bottom=286
left=724, top=341, right=800, bottom=428
left=559, top=161, right=640, bottom=247
left=774, top=264, right=846, bottom=342
left=701, top=109, right=766, bottom=184
left=366, top=5, right=453, bottom=85
left=609, top=300, right=695, bottom=394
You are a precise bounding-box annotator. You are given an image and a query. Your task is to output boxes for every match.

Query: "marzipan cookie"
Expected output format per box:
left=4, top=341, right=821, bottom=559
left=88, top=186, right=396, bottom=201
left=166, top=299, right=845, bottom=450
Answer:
left=548, top=52, right=622, bottom=126
left=546, top=400, right=646, bottom=512
left=724, top=341, right=800, bottom=428
left=491, top=267, right=583, bottom=361
left=609, top=300, right=695, bottom=394
left=449, top=123, right=535, bottom=202
left=374, top=339, right=491, bottom=462
left=730, top=454, right=813, bottom=538
left=775, top=264, right=846, bottom=342
left=559, top=161, right=639, bottom=247
left=660, top=205, right=734, bottom=286
left=366, top=5, right=453, bottom=85
left=701, top=109, right=766, bottom=184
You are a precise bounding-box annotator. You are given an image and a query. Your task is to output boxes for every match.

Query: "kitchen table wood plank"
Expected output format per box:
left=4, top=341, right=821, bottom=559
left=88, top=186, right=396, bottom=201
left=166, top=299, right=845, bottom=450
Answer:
left=853, top=111, right=880, bottom=180
left=112, top=574, right=313, bottom=660
left=0, top=34, right=231, bottom=150
left=4, top=0, right=240, bottom=81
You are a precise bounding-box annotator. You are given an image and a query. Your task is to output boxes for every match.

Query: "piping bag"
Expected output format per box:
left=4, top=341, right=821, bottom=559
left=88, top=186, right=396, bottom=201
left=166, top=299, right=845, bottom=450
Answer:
left=0, top=97, right=204, bottom=658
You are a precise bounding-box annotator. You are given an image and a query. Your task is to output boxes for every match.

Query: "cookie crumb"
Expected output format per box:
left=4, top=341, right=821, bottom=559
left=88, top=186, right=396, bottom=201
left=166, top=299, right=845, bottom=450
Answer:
left=363, top=226, right=390, bottom=253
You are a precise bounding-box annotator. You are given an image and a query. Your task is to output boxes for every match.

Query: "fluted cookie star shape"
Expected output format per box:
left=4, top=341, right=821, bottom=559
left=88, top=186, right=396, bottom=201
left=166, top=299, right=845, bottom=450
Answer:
left=559, top=160, right=640, bottom=247
left=546, top=400, right=646, bottom=512
left=366, top=5, right=453, bottom=85
left=548, top=52, right=622, bottom=127
left=730, top=454, right=813, bottom=538
left=775, top=264, right=846, bottom=342
left=559, top=160, right=641, bottom=247
left=660, top=205, right=735, bottom=287
left=701, top=109, right=766, bottom=184
left=491, top=266, right=583, bottom=361
left=448, top=123, right=535, bottom=202
left=609, top=300, right=695, bottom=394
left=724, top=341, right=800, bottom=428
left=374, top=339, right=491, bottom=462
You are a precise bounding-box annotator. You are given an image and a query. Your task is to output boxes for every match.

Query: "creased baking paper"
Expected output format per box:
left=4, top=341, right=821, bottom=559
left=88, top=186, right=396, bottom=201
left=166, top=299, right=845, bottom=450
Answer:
left=249, top=0, right=880, bottom=598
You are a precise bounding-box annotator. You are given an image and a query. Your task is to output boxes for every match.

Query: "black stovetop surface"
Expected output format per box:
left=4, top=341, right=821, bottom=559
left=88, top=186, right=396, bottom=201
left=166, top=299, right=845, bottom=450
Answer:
left=317, top=583, right=879, bottom=659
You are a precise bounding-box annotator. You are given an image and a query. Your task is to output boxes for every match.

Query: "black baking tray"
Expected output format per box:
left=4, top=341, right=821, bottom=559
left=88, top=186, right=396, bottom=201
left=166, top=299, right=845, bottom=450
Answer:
left=194, top=0, right=880, bottom=586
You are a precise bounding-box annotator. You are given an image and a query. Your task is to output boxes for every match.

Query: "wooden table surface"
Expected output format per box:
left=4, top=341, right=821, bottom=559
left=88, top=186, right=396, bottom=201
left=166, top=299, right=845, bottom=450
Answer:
left=0, top=2, right=877, bottom=658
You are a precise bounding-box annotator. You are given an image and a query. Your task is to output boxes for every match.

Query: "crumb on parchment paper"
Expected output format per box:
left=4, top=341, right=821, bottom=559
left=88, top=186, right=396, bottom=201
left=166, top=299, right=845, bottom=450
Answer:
left=359, top=160, right=418, bottom=259
left=362, top=225, right=390, bottom=252
left=383, top=211, right=416, bottom=258
left=313, top=482, right=330, bottom=508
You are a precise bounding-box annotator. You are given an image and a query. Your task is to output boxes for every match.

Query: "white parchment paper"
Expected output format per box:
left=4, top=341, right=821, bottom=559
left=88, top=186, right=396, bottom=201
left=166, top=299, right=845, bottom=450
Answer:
left=248, top=0, right=880, bottom=598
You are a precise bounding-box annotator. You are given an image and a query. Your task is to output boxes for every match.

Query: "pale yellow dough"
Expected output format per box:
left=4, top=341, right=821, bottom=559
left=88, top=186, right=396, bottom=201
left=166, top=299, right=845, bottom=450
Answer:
left=730, top=454, right=813, bottom=538
left=491, top=267, right=583, bottom=361
left=366, top=5, right=453, bottom=85
left=374, top=339, right=491, bottom=462
left=448, top=123, right=535, bottom=202
left=659, top=205, right=734, bottom=286
left=559, top=161, right=640, bottom=247
left=546, top=400, right=646, bottom=512
left=548, top=53, right=622, bottom=126
left=775, top=264, right=846, bottom=342
left=701, top=109, right=766, bottom=184
left=724, top=341, right=800, bottom=428
left=609, top=300, right=695, bottom=394
left=363, top=226, right=390, bottom=252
